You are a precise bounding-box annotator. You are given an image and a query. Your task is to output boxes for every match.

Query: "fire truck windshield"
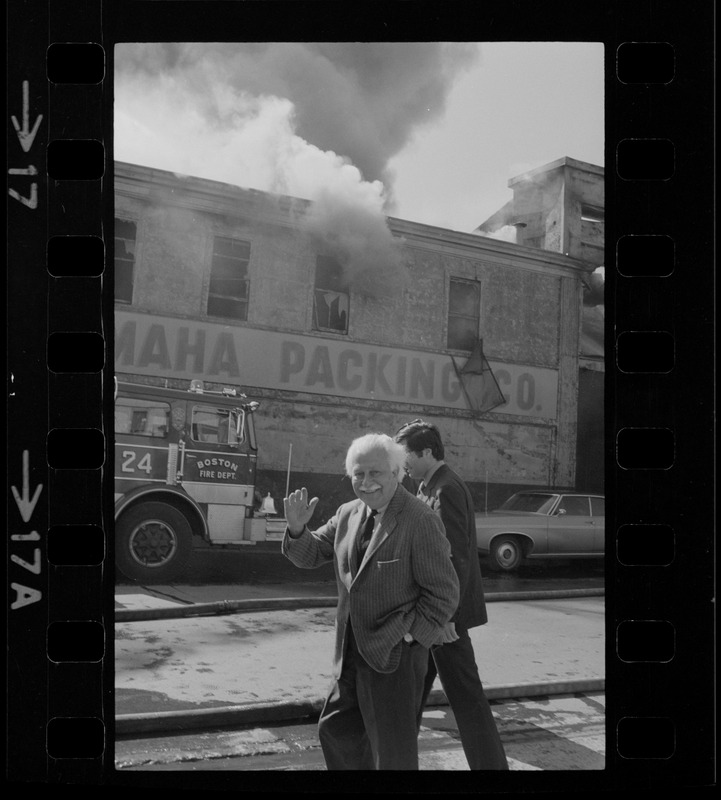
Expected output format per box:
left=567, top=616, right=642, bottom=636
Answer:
left=191, top=405, right=244, bottom=446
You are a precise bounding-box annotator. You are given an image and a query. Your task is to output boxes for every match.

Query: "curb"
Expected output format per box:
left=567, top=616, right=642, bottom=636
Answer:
left=115, top=677, right=605, bottom=736
left=115, top=588, right=604, bottom=622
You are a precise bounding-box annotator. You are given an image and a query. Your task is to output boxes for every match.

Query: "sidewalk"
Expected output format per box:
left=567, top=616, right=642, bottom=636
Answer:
left=115, top=590, right=605, bottom=735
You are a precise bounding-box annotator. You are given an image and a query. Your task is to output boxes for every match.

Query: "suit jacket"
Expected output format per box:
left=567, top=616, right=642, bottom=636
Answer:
left=282, top=483, right=459, bottom=676
left=419, top=463, right=488, bottom=629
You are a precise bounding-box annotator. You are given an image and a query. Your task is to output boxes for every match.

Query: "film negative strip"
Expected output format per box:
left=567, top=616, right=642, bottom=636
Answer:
left=610, top=32, right=715, bottom=780
left=6, top=0, right=715, bottom=789
left=8, top=0, right=108, bottom=783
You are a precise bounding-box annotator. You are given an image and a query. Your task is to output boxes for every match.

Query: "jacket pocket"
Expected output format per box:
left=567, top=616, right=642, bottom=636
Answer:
left=376, top=558, right=400, bottom=567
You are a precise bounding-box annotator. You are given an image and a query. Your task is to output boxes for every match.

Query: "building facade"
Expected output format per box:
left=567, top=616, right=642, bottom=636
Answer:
left=476, top=156, right=605, bottom=494
left=114, top=161, right=596, bottom=519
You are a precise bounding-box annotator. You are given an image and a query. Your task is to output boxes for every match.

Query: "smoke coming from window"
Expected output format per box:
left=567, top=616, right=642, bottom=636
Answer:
left=115, top=42, right=479, bottom=297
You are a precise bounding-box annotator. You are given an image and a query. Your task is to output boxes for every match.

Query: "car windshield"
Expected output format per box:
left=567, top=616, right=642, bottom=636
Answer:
left=497, top=493, right=558, bottom=514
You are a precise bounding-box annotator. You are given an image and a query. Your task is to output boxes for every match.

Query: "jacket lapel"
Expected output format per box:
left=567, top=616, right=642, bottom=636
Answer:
left=364, top=510, right=397, bottom=561
left=348, top=503, right=368, bottom=578
left=353, top=485, right=403, bottom=581
left=422, top=463, right=447, bottom=496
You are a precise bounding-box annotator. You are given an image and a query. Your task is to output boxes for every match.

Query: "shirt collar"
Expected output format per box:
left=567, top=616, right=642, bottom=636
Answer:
left=421, top=460, right=444, bottom=489
left=365, top=500, right=390, bottom=520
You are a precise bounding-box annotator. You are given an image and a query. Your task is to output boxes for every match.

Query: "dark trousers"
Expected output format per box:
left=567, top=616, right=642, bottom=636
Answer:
left=418, top=625, right=509, bottom=770
left=318, top=624, right=429, bottom=770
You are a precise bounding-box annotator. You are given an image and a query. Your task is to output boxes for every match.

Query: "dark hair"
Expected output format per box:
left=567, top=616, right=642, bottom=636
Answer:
left=394, top=419, right=445, bottom=461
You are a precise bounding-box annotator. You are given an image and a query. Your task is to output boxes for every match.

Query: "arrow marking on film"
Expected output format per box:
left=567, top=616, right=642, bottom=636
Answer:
left=8, top=185, right=38, bottom=209
left=11, top=450, right=43, bottom=523
left=8, top=165, right=38, bottom=176
left=11, top=81, right=43, bottom=153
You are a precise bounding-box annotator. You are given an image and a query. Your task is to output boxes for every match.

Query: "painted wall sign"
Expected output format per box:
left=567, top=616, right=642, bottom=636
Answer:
left=115, top=310, right=558, bottom=418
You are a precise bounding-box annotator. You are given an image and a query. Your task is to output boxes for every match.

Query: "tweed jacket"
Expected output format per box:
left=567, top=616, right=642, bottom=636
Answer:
left=418, top=463, right=489, bottom=629
left=282, top=483, right=460, bottom=676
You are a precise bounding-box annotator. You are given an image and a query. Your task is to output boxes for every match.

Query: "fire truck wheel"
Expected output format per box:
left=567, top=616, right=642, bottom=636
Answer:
left=116, top=502, right=193, bottom=583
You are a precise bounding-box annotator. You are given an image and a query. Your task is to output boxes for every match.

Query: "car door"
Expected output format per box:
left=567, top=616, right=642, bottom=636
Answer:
left=590, top=496, right=605, bottom=553
left=181, top=401, right=255, bottom=509
left=546, top=495, right=595, bottom=554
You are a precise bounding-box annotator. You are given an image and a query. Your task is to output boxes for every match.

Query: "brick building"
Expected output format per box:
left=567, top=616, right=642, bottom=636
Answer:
left=114, top=160, right=596, bottom=519
left=476, top=156, right=605, bottom=494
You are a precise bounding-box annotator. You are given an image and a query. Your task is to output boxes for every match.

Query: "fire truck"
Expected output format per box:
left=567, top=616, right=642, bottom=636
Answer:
left=114, top=377, right=280, bottom=583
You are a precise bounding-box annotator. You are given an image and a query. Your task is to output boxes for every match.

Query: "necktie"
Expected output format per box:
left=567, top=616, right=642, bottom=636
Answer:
left=357, top=509, right=377, bottom=557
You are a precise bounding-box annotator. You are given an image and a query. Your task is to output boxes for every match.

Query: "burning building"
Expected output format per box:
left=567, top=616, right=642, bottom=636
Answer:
left=114, top=158, right=597, bottom=519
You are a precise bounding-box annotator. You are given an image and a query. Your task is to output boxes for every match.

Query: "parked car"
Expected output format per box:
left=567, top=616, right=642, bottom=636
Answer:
left=475, top=491, right=605, bottom=571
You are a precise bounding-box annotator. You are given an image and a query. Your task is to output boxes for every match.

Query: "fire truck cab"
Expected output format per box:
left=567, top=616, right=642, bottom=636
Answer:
left=114, top=378, right=273, bottom=582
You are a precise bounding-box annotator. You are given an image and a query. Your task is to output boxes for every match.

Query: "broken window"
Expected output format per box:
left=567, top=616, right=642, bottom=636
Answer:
left=313, top=255, right=349, bottom=333
left=208, top=236, right=250, bottom=321
left=447, top=278, right=481, bottom=351
left=115, top=218, right=137, bottom=304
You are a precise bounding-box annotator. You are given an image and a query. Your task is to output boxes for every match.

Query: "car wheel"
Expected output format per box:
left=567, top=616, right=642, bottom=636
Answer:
left=116, top=502, right=193, bottom=583
left=489, top=535, right=524, bottom=572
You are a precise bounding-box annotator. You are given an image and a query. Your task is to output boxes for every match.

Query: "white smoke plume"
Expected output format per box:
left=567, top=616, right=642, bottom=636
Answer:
left=478, top=224, right=518, bottom=243
left=115, top=42, right=478, bottom=296
left=304, top=187, right=409, bottom=298
left=116, top=42, right=478, bottom=191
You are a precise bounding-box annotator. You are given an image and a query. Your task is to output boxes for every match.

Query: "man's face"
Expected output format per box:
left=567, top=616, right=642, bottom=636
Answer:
left=403, top=447, right=432, bottom=481
left=350, top=447, right=399, bottom=509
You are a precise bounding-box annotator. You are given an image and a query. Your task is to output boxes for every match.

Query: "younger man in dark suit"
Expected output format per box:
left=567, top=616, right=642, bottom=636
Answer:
left=395, top=419, right=508, bottom=770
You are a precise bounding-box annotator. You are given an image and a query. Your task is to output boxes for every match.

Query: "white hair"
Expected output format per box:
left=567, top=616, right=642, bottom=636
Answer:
left=345, top=433, right=406, bottom=477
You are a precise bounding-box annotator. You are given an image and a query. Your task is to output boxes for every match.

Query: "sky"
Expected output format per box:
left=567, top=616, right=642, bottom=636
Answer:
left=114, top=41, right=604, bottom=235
left=388, top=42, right=604, bottom=231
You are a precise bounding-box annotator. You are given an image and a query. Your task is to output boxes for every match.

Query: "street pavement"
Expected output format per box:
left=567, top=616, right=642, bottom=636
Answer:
left=115, top=691, right=607, bottom=771
left=115, top=583, right=605, bottom=739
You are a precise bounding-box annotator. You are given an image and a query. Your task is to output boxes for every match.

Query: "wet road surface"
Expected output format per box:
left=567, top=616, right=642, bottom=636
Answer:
left=115, top=691, right=606, bottom=772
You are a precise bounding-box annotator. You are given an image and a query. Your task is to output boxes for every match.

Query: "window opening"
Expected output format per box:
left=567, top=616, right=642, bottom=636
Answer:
left=447, top=278, right=481, bottom=351
left=191, top=405, right=242, bottom=445
left=590, top=497, right=605, bottom=517
left=313, top=255, right=349, bottom=333
left=115, top=397, right=170, bottom=438
left=581, top=205, right=605, bottom=223
left=208, top=236, right=250, bottom=321
left=557, top=496, right=591, bottom=516
left=115, top=218, right=137, bottom=304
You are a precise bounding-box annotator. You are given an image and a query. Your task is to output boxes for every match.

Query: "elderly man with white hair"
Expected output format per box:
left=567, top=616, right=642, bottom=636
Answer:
left=283, top=432, right=460, bottom=770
